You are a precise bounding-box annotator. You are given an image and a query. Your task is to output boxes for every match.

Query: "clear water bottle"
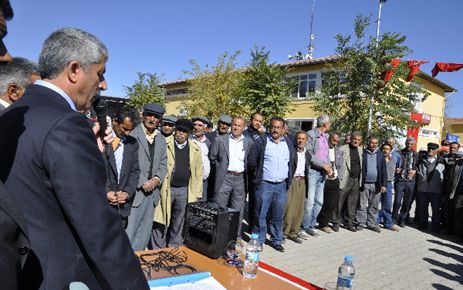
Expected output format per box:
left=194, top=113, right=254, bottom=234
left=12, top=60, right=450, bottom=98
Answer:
left=336, top=256, right=355, bottom=290
left=243, top=233, right=262, bottom=279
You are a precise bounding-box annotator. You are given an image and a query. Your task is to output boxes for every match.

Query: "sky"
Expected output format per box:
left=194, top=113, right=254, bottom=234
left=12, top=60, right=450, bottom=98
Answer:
left=5, top=0, right=463, bottom=117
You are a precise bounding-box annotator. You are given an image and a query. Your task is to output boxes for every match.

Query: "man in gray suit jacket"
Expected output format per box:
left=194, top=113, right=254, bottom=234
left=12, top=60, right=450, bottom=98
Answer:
left=209, top=116, right=253, bottom=238
left=126, top=103, right=167, bottom=251
left=332, top=131, right=364, bottom=232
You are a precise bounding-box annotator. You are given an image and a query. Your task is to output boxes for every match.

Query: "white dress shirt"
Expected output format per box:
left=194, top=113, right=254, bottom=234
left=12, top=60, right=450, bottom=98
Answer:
left=228, top=133, right=245, bottom=172
left=294, top=149, right=306, bottom=177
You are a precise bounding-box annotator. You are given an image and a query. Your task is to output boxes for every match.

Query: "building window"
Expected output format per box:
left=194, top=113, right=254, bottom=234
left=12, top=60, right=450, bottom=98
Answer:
left=166, top=88, right=188, bottom=96
left=289, top=72, right=322, bottom=99
left=286, top=119, right=315, bottom=136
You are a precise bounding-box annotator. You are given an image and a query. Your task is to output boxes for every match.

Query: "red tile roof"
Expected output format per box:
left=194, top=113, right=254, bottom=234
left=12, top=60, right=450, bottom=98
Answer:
left=447, top=118, right=463, bottom=125
left=161, top=55, right=456, bottom=92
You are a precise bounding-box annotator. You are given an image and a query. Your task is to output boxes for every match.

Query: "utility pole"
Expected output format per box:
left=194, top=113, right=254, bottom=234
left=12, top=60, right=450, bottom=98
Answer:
left=367, top=0, right=386, bottom=136
left=289, top=0, right=316, bottom=61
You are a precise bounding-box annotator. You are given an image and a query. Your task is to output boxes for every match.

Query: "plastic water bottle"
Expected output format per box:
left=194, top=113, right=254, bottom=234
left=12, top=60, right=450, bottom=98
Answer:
left=336, top=256, right=355, bottom=290
left=243, top=233, right=262, bottom=279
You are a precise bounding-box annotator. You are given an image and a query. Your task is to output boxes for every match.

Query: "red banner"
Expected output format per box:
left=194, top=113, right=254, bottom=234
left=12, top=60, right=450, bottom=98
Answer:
left=432, top=62, right=463, bottom=77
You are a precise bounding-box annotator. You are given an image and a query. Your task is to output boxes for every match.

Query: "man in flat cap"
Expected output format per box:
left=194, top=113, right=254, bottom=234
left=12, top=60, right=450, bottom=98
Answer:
left=416, top=142, right=446, bottom=232
left=207, top=114, right=232, bottom=144
left=192, top=116, right=212, bottom=201
left=126, top=103, right=167, bottom=251
left=161, top=115, right=177, bottom=138
left=152, top=119, right=203, bottom=248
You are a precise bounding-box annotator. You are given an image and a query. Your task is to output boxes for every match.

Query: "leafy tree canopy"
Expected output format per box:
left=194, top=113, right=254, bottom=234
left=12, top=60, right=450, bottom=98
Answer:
left=125, top=72, right=166, bottom=110
left=309, top=15, right=428, bottom=141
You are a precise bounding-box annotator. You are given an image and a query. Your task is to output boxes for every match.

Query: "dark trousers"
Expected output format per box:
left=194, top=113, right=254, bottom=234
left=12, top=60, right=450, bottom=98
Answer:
left=333, top=177, right=359, bottom=227
left=318, top=178, right=340, bottom=227
left=393, top=179, right=416, bottom=224
left=448, top=193, right=463, bottom=237
left=151, top=186, right=188, bottom=249
left=418, top=191, right=442, bottom=231
left=247, top=183, right=256, bottom=231
left=253, top=181, right=287, bottom=245
left=213, top=173, right=246, bottom=238
left=202, top=180, right=208, bottom=202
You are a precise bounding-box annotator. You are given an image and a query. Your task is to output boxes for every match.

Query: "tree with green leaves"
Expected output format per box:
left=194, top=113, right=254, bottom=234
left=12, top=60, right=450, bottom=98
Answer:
left=241, top=47, right=296, bottom=122
left=181, top=51, right=247, bottom=121
left=125, top=72, right=166, bottom=109
left=309, top=15, right=428, bottom=140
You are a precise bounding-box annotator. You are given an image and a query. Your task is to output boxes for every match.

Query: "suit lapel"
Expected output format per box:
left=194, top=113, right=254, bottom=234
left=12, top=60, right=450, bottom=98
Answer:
left=244, top=137, right=252, bottom=159
left=134, top=125, right=150, bottom=159
left=223, top=135, right=230, bottom=160
left=344, top=146, right=351, bottom=171
left=119, top=142, right=132, bottom=184
left=106, top=147, right=119, bottom=187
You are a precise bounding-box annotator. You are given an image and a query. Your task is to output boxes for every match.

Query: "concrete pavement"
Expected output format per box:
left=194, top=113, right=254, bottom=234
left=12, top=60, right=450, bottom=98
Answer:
left=259, top=225, right=463, bottom=289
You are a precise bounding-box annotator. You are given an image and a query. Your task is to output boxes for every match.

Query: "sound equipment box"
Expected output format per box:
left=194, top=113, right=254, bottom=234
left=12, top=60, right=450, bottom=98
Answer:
left=183, top=202, right=239, bottom=259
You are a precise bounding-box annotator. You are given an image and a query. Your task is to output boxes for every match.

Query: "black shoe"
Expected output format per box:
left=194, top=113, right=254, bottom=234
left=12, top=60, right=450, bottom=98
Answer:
left=332, top=225, right=340, bottom=232
left=345, top=225, right=357, bottom=232
left=398, top=221, right=405, bottom=228
left=271, top=244, right=285, bottom=252
left=356, top=225, right=364, bottom=231
left=288, top=236, right=303, bottom=244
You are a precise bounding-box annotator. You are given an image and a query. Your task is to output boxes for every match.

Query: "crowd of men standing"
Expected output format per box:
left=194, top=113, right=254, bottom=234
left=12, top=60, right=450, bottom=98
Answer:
left=95, top=105, right=463, bottom=254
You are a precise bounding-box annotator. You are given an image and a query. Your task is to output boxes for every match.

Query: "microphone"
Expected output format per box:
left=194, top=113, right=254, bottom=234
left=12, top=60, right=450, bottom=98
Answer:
left=92, top=96, right=109, bottom=138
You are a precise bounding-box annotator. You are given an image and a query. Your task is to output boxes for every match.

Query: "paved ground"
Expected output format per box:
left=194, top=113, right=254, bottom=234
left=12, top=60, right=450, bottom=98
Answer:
left=256, top=223, right=463, bottom=290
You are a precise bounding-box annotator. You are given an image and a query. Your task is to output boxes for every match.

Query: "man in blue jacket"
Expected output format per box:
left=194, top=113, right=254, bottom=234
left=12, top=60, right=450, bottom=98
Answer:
left=248, top=117, right=295, bottom=252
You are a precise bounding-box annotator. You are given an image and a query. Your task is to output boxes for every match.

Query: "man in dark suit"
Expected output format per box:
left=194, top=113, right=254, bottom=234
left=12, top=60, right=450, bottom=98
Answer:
left=105, top=107, right=140, bottom=229
left=209, top=116, right=253, bottom=238
left=355, top=135, right=387, bottom=233
left=0, top=181, right=32, bottom=290
left=0, top=28, right=148, bottom=290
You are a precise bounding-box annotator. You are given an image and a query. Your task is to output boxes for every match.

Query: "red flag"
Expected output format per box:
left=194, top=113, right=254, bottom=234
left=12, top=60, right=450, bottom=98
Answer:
left=432, top=62, right=463, bottom=77
left=407, top=60, right=428, bottom=82
left=383, top=58, right=401, bottom=82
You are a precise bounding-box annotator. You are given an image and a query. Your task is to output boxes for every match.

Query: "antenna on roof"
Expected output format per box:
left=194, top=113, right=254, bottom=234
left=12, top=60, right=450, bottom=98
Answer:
left=289, top=0, right=316, bottom=61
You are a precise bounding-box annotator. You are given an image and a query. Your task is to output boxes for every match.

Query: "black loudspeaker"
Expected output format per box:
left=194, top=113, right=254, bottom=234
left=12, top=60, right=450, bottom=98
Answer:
left=183, top=202, right=239, bottom=259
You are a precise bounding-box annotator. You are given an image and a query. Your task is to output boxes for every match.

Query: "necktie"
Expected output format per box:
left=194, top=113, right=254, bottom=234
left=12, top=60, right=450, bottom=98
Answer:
left=112, top=137, right=121, bottom=151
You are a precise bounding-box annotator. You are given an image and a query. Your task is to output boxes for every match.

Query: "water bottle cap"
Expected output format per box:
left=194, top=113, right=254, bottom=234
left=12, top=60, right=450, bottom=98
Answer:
left=345, top=255, right=353, bottom=263
left=251, top=233, right=259, bottom=240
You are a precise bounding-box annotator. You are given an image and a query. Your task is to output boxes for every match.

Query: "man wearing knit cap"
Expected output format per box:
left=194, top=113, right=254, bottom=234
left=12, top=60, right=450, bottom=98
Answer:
left=161, top=114, right=177, bottom=137
left=126, top=103, right=167, bottom=251
left=152, top=119, right=203, bottom=248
